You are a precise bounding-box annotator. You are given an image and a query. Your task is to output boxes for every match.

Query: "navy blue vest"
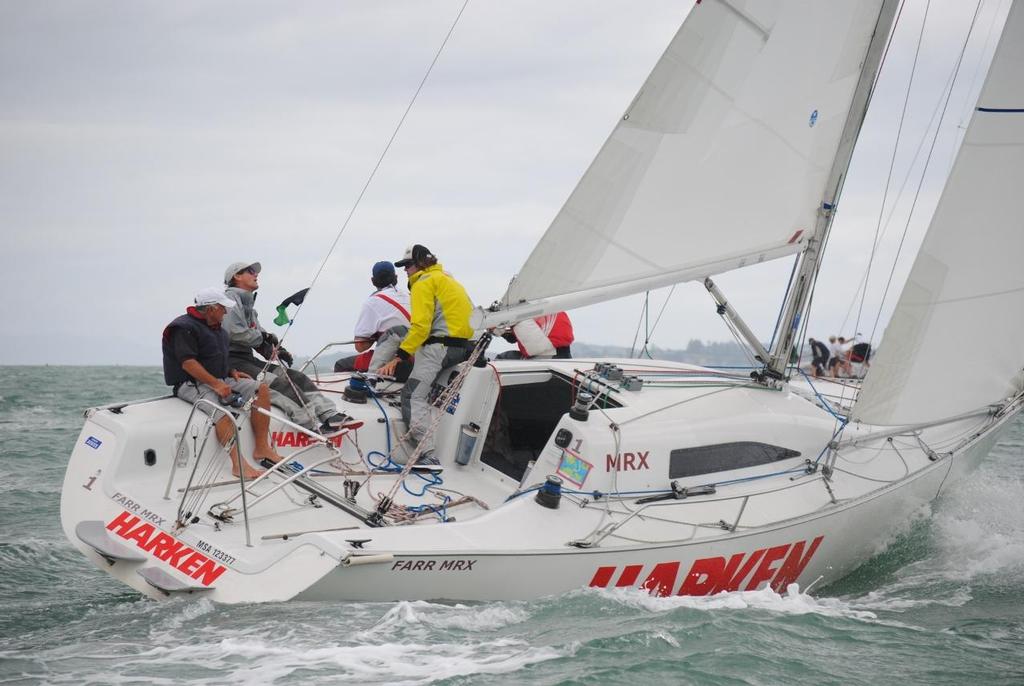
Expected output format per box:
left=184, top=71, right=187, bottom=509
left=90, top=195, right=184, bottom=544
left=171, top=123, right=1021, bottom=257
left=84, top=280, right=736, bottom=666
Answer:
left=161, top=313, right=230, bottom=387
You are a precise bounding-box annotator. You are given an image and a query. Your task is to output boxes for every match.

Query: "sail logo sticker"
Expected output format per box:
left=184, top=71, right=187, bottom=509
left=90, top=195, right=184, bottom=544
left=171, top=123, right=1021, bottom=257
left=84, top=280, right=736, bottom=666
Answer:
left=809, top=109, right=819, bottom=127
left=85, top=436, right=102, bottom=449
left=105, top=511, right=228, bottom=586
left=589, top=535, right=824, bottom=596
left=557, top=450, right=593, bottom=487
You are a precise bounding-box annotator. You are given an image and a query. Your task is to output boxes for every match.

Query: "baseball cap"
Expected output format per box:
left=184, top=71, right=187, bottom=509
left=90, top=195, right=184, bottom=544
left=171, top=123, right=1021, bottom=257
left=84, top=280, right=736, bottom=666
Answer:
left=224, top=261, right=261, bottom=285
left=372, top=261, right=396, bottom=279
left=394, top=244, right=433, bottom=268
left=195, top=287, right=235, bottom=308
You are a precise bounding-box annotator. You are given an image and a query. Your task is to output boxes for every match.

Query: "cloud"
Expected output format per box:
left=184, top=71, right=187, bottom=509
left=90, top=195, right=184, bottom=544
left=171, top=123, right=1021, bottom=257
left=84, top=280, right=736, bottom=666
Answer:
left=0, top=0, right=1006, bottom=364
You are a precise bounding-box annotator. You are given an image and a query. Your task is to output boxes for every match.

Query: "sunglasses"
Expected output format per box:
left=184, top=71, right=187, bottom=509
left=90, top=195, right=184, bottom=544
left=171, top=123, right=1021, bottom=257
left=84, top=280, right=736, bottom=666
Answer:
left=238, top=267, right=258, bottom=276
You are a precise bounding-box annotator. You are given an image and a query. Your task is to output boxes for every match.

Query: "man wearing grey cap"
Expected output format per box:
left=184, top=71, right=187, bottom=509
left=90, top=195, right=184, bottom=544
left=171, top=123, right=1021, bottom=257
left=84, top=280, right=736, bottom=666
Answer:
left=161, top=287, right=282, bottom=479
left=223, top=260, right=349, bottom=434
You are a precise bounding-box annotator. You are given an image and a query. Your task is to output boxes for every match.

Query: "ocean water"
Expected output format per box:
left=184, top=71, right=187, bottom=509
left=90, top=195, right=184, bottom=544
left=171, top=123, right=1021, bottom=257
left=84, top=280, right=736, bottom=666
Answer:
left=1, top=366, right=1022, bottom=685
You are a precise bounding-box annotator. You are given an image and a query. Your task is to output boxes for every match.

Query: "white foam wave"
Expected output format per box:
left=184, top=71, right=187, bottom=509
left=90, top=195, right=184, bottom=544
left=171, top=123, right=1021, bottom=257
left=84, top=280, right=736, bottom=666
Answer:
left=357, top=600, right=528, bottom=639
left=126, top=634, right=567, bottom=685
left=652, top=630, right=680, bottom=648
left=152, top=596, right=217, bottom=632
left=850, top=585, right=973, bottom=612
left=909, top=462, right=1024, bottom=585
left=0, top=404, right=67, bottom=431
left=588, top=583, right=879, bottom=621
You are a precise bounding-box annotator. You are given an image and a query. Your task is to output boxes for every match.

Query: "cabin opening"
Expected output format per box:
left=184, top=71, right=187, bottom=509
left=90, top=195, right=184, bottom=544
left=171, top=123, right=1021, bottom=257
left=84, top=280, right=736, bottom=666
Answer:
left=480, top=370, right=620, bottom=481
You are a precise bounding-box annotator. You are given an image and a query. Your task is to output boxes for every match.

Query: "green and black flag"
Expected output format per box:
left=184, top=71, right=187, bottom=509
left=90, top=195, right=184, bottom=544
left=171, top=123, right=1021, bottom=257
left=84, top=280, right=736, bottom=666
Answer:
left=274, top=288, right=310, bottom=326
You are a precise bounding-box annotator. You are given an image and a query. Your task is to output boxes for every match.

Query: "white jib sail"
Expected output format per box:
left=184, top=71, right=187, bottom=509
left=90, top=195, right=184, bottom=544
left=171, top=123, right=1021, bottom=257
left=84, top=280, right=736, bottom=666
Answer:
left=853, top=1, right=1024, bottom=427
left=480, top=0, right=889, bottom=328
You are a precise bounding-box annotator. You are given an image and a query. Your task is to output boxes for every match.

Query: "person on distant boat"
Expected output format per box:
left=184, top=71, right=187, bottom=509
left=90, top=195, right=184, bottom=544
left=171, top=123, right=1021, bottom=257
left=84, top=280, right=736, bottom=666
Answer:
left=849, top=339, right=872, bottom=373
left=333, top=261, right=413, bottom=380
left=828, top=336, right=854, bottom=378
left=223, top=261, right=349, bottom=435
left=496, top=312, right=575, bottom=359
left=837, top=336, right=856, bottom=378
left=808, top=337, right=830, bottom=378
left=377, top=244, right=474, bottom=463
left=161, top=287, right=283, bottom=479
left=827, top=336, right=841, bottom=377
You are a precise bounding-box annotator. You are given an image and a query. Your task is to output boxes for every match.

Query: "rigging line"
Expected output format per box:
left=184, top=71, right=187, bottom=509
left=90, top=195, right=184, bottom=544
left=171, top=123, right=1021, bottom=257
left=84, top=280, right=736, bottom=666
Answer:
left=768, top=253, right=800, bottom=354
left=867, top=0, right=986, bottom=344
left=644, top=284, right=677, bottom=354
left=642, top=290, right=652, bottom=357
left=852, top=0, right=933, bottom=353
left=629, top=292, right=648, bottom=358
left=875, top=0, right=910, bottom=81
left=275, top=0, right=472, bottom=349
left=817, top=0, right=911, bottom=339
left=956, top=0, right=1008, bottom=145
left=836, top=62, right=958, bottom=336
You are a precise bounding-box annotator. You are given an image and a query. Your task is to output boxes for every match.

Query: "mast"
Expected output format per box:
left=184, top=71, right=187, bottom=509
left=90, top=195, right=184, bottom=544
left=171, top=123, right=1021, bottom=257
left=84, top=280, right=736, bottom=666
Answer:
left=764, top=0, right=900, bottom=380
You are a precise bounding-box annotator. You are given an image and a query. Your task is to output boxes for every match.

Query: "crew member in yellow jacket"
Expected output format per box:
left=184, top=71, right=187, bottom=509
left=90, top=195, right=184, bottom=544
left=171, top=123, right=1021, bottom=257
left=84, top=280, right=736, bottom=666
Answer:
left=377, top=244, right=474, bottom=463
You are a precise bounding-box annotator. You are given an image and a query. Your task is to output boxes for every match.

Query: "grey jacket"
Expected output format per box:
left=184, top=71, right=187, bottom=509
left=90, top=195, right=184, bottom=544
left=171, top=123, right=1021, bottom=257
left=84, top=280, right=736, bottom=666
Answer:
left=223, top=287, right=266, bottom=356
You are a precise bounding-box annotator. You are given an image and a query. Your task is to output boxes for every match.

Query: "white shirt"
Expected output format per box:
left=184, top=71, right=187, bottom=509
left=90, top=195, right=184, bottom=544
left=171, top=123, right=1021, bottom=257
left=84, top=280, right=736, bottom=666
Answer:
left=353, top=286, right=411, bottom=339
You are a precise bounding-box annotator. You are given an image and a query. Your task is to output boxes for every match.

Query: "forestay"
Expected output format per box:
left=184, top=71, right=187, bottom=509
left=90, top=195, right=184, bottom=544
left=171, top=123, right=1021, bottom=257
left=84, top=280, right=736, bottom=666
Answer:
left=484, top=0, right=889, bottom=326
left=853, top=2, right=1024, bottom=426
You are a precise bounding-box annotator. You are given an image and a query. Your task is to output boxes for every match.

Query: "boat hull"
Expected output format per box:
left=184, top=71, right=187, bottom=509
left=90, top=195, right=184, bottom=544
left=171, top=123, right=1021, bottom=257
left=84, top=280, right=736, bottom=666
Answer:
left=295, top=433, right=977, bottom=601
left=59, top=364, right=1021, bottom=604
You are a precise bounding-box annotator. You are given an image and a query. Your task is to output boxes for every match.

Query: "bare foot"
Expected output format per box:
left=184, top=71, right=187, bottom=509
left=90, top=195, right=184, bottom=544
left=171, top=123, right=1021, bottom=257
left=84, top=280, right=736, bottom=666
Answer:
left=232, top=465, right=265, bottom=479
left=253, top=450, right=285, bottom=465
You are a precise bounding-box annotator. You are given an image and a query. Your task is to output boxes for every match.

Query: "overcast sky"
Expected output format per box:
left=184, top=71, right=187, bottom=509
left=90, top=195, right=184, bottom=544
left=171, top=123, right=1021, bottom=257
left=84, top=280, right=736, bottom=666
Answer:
left=0, top=0, right=1009, bottom=365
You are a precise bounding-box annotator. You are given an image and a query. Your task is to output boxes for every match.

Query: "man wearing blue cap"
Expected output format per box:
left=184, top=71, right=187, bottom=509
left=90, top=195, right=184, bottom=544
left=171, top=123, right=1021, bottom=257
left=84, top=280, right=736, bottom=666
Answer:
left=334, top=261, right=412, bottom=379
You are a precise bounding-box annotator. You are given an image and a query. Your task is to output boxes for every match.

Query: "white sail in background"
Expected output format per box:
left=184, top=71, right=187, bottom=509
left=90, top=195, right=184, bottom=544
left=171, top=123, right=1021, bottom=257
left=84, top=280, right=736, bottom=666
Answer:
left=489, top=0, right=890, bottom=323
left=853, top=2, right=1024, bottom=427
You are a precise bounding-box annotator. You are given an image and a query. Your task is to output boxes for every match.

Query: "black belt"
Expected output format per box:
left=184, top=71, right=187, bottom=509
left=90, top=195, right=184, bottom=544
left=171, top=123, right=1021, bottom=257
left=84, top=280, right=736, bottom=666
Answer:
left=425, top=336, right=471, bottom=347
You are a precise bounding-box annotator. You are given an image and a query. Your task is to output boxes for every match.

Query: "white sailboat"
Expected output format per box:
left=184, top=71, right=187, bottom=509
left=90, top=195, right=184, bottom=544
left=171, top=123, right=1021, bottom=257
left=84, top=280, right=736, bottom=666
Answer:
left=61, top=0, right=1024, bottom=603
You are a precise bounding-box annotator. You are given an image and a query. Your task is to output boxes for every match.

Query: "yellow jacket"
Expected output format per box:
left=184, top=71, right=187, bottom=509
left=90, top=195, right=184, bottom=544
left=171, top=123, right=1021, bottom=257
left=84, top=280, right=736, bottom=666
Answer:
left=398, top=263, right=474, bottom=358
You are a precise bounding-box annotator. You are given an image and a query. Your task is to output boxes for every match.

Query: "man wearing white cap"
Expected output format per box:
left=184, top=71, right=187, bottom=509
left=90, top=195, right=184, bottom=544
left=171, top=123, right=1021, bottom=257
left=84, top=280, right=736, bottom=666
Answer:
left=161, top=287, right=282, bottom=479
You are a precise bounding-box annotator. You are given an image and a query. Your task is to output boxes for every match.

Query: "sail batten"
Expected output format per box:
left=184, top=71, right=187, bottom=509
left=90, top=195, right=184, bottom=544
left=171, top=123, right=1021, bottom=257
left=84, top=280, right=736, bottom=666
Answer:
left=492, top=0, right=890, bottom=321
left=852, top=2, right=1024, bottom=427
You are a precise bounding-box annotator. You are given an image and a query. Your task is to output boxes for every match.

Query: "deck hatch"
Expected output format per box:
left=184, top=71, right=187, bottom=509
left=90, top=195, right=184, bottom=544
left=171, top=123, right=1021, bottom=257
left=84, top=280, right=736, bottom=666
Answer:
left=669, top=442, right=800, bottom=478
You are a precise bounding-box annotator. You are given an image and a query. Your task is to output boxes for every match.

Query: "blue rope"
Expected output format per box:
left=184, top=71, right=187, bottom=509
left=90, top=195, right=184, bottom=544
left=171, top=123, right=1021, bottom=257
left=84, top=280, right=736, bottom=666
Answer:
left=404, top=494, right=452, bottom=521
left=366, top=384, right=392, bottom=455
left=813, top=423, right=848, bottom=467
left=363, top=381, right=446, bottom=497
left=506, top=461, right=825, bottom=502
left=797, top=368, right=848, bottom=424
left=402, top=469, right=443, bottom=497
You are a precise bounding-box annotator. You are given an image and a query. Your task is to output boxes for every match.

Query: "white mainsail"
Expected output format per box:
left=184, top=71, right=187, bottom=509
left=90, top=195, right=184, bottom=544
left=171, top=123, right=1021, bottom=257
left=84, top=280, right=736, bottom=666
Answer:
left=480, top=0, right=893, bottom=327
left=853, top=1, right=1024, bottom=427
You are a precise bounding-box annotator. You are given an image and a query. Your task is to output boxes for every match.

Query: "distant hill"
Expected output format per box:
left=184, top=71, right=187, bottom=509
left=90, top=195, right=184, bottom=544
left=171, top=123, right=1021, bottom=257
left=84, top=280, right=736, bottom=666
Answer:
left=572, top=339, right=755, bottom=367
left=297, top=339, right=757, bottom=371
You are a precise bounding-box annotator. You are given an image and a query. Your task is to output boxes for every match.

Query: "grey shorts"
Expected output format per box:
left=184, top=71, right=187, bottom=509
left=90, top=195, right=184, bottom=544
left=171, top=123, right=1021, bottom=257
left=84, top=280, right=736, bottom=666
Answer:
left=175, top=377, right=260, bottom=416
